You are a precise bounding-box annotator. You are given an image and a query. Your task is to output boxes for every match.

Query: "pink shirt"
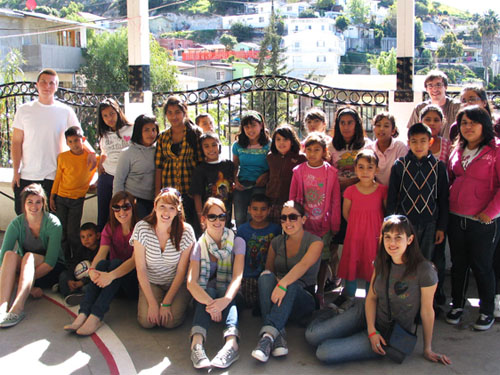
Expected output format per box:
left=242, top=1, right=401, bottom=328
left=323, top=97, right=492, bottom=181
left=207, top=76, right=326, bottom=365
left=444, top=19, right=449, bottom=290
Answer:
left=301, top=163, right=329, bottom=237
left=101, top=223, right=134, bottom=261
left=367, top=138, right=407, bottom=186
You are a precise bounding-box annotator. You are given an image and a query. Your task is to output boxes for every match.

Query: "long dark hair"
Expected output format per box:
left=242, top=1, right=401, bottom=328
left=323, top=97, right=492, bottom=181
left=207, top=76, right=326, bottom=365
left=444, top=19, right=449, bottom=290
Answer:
left=97, top=98, right=131, bottom=139
left=143, top=188, right=185, bottom=252
left=374, top=215, right=425, bottom=281
left=131, top=114, right=159, bottom=145
left=332, top=106, right=365, bottom=151
left=460, top=85, right=492, bottom=117
left=236, top=111, right=270, bottom=148
left=455, top=105, right=494, bottom=150
left=270, top=124, right=301, bottom=154
left=163, top=95, right=202, bottom=156
left=108, top=191, right=137, bottom=232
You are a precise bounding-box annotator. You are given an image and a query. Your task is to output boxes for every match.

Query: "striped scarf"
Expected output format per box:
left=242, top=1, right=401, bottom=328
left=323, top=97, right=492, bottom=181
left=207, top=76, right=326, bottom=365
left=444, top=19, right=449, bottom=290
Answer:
left=198, top=228, right=234, bottom=292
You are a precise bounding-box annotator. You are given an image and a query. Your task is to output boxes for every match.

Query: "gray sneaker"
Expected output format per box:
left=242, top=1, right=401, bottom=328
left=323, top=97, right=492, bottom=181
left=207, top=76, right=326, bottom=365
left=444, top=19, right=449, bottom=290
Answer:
left=211, top=346, right=239, bottom=369
left=0, top=311, right=25, bottom=328
left=272, top=330, right=288, bottom=357
left=65, top=293, right=85, bottom=307
left=251, top=335, right=273, bottom=362
left=191, top=344, right=211, bottom=369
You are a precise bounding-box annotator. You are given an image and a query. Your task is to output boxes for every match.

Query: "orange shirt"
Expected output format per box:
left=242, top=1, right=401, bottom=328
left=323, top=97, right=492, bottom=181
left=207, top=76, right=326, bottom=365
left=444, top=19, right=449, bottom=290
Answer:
left=51, top=150, right=96, bottom=199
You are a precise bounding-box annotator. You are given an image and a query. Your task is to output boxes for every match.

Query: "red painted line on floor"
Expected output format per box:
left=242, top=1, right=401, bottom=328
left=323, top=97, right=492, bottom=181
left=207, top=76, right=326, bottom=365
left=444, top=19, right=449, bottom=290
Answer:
left=43, top=295, right=120, bottom=375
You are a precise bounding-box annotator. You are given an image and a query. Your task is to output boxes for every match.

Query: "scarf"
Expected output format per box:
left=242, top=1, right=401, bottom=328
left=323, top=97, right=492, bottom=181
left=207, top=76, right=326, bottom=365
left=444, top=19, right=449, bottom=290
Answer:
left=198, top=228, right=235, bottom=292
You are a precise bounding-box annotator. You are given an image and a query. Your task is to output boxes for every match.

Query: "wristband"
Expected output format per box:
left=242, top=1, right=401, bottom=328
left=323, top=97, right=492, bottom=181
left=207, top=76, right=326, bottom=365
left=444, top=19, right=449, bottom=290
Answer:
left=368, top=331, right=380, bottom=338
left=277, top=284, right=287, bottom=292
left=161, top=303, right=171, bottom=307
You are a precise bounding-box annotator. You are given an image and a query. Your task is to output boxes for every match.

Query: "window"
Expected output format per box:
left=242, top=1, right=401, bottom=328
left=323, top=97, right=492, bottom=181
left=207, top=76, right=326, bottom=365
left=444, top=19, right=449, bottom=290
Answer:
left=295, top=25, right=299, bottom=31
left=317, top=56, right=326, bottom=62
left=216, top=71, right=224, bottom=81
left=308, top=25, right=312, bottom=30
left=259, top=17, right=264, bottom=23
left=294, top=42, right=300, bottom=48
left=287, top=6, right=292, bottom=11
left=321, top=25, right=325, bottom=31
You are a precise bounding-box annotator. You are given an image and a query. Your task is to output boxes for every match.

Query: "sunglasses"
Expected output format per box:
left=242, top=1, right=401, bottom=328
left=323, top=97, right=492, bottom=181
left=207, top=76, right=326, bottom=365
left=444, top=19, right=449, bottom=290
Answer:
left=112, top=203, right=132, bottom=212
left=160, top=187, right=181, bottom=198
left=207, top=213, right=227, bottom=222
left=280, top=214, right=301, bottom=222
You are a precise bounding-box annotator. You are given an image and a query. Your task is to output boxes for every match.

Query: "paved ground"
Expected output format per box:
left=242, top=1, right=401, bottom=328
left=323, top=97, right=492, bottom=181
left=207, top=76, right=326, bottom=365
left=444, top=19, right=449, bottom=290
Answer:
left=1, top=230, right=500, bottom=374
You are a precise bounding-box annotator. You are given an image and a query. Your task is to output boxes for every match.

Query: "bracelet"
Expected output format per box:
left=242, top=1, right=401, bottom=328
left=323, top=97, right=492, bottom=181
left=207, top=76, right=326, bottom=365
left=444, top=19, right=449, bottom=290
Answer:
left=88, top=268, right=95, bottom=272
left=277, top=284, right=287, bottom=292
left=368, top=331, right=380, bottom=338
left=161, top=303, right=171, bottom=307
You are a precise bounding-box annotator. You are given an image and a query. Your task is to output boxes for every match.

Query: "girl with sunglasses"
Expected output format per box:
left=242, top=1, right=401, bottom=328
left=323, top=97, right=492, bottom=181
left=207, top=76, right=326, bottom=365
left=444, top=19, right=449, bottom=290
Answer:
left=96, top=98, right=133, bottom=231
left=306, top=215, right=450, bottom=366
left=251, top=201, right=323, bottom=363
left=64, top=191, right=138, bottom=335
left=187, top=198, right=245, bottom=369
left=132, top=188, right=195, bottom=329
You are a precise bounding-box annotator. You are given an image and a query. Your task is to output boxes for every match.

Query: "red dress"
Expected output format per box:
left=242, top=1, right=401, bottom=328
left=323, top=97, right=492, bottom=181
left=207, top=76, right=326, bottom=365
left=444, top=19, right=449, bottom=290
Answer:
left=338, top=184, right=388, bottom=282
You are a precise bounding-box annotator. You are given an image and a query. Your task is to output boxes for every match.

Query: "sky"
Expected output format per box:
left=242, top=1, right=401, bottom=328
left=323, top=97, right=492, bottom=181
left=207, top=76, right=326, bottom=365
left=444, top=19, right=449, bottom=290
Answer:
left=436, top=0, right=498, bottom=15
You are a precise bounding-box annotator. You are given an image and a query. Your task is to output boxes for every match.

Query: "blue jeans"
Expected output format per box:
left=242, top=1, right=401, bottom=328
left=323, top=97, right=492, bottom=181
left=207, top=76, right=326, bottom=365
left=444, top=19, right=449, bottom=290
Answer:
left=191, top=288, right=238, bottom=340
left=97, top=172, right=114, bottom=231
left=79, top=259, right=138, bottom=320
left=58, top=269, right=90, bottom=297
left=305, top=300, right=380, bottom=364
left=448, top=214, right=498, bottom=315
left=413, top=221, right=436, bottom=261
left=233, top=185, right=265, bottom=229
left=258, top=272, right=315, bottom=339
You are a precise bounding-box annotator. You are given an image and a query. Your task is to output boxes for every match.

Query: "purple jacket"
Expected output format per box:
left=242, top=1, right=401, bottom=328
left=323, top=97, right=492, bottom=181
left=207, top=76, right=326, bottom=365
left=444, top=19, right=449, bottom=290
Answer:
left=448, top=139, right=500, bottom=219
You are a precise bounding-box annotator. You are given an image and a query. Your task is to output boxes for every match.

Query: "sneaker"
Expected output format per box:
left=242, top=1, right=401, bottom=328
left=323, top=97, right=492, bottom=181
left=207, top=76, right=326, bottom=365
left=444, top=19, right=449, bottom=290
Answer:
left=445, top=308, right=464, bottom=325
left=65, top=293, right=85, bottom=307
left=0, top=311, right=25, bottom=328
left=191, top=344, right=211, bottom=369
left=494, top=295, right=500, bottom=320
left=473, top=314, right=494, bottom=331
left=328, top=294, right=353, bottom=313
left=211, top=346, right=239, bottom=369
left=272, top=331, right=288, bottom=357
left=324, top=277, right=342, bottom=292
left=251, top=335, right=273, bottom=362
left=51, top=283, right=59, bottom=292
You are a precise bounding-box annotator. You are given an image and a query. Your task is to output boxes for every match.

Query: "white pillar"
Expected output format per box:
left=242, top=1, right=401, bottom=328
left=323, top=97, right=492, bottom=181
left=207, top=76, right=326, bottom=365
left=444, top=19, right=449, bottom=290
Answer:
left=125, top=0, right=153, bottom=122
left=391, top=0, right=418, bottom=130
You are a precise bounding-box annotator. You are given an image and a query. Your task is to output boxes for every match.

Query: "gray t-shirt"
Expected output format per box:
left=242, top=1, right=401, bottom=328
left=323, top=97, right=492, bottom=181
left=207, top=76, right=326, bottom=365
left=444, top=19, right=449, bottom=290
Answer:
left=374, top=260, right=437, bottom=333
left=23, top=219, right=45, bottom=255
left=271, top=231, right=322, bottom=287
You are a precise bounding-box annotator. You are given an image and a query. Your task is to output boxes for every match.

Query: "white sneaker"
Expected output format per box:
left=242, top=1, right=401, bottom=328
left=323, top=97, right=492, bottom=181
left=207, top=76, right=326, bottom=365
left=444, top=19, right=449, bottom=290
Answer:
left=494, top=295, right=500, bottom=319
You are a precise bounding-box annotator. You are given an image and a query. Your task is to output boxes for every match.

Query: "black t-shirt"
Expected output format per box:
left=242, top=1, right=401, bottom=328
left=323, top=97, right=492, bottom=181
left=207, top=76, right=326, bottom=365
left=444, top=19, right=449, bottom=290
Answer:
left=189, top=160, right=235, bottom=222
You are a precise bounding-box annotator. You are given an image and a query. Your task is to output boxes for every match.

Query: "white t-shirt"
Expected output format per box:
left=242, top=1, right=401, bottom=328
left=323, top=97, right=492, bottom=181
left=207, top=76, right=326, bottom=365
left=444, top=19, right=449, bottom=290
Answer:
left=100, top=125, right=133, bottom=176
left=131, top=220, right=195, bottom=285
left=461, top=146, right=482, bottom=170
left=13, top=100, right=80, bottom=180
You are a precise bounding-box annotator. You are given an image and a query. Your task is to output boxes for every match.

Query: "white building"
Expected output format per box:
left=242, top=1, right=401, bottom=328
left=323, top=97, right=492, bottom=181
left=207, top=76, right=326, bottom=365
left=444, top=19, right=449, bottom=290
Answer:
left=279, top=2, right=311, bottom=18
left=283, top=18, right=345, bottom=79
left=222, top=13, right=269, bottom=29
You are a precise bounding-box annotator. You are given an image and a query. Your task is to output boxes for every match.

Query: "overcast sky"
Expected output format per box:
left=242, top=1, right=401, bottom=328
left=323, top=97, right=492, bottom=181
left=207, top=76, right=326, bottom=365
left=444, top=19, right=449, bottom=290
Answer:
left=436, top=0, right=497, bottom=16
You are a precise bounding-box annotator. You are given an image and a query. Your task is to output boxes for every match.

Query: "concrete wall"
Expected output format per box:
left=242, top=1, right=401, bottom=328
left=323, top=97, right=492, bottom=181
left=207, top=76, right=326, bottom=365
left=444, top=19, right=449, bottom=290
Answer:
left=22, top=44, right=83, bottom=73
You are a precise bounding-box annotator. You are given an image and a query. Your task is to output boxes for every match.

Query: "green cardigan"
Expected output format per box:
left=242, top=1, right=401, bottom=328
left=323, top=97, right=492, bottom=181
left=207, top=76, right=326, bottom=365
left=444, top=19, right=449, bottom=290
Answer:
left=0, top=212, right=63, bottom=267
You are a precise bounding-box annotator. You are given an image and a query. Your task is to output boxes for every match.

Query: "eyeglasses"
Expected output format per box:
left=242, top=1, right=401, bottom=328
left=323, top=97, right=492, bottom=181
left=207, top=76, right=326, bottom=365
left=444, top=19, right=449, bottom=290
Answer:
left=112, top=203, right=132, bottom=212
left=461, top=97, right=482, bottom=105
left=207, top=213, right=227, bottom=222
left=280, top=214, right=301, bottom=222
left=425, top=83, right=444, bottom=89
left=160, top=187, right=181, bottom=198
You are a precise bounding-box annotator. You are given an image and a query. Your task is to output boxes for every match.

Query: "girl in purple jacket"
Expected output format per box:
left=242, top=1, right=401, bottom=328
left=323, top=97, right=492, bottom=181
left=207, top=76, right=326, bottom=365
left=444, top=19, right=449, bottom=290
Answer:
left=446, top=105, right=500, bottom=331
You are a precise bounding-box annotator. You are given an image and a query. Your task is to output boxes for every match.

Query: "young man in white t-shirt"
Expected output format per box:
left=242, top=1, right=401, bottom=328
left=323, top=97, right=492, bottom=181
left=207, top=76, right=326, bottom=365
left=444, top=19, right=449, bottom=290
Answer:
left=11, top=68, right=97, bottom=214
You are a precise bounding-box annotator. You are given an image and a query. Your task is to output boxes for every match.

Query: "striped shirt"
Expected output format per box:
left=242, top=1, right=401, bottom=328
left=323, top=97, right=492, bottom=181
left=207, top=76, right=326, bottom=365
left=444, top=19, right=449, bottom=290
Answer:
left=131, top=220, right=195, bottom=285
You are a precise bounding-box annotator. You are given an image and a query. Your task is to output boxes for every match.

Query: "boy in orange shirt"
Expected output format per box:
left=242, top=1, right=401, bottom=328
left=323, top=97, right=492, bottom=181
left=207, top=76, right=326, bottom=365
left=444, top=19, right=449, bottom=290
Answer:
left=50, top=126, right=97, bottom=261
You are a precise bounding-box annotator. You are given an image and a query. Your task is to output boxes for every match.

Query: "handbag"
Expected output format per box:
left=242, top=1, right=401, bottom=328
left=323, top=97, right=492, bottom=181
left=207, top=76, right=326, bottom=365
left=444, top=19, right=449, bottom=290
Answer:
left=382, top=264, right=418, bottom=364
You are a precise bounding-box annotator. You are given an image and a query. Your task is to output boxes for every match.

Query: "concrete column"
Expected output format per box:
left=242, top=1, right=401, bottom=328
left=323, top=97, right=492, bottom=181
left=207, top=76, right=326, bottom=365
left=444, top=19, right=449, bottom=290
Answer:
left=390, top=0, right=417, bottom=133
left=125, top=0, right=153, bottom=122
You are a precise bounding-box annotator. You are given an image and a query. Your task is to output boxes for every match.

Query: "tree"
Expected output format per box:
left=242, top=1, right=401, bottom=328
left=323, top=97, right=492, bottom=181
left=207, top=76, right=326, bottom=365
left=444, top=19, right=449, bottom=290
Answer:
left=415, top=49, right=434, bottom=71
left=316, top=0, right=334, bottom=11
left=382, top=4, right=397, bottom=37
left=415, top=2, right=429, bottom=18
left=255, top=11, right=287, bottom=130
left=479, top=10, right=500, bottom=85
left=0, top=48, right=25, bottom=83
left=436, top=32, right=464, bottom=60
left=347, top=0, right=370, bottom=27
left=220, top=34, right=237, bottom=50
left=298, top=9, right=317, bottom=18
left=230, top=22, right=255, bottom=42
left=368, top=48, right=397, bottom=75
left=335, top=15, right=350, bottom=33
left=80, top=28, right=178, bottom=93
left=415, top=19, right=425, bottom=48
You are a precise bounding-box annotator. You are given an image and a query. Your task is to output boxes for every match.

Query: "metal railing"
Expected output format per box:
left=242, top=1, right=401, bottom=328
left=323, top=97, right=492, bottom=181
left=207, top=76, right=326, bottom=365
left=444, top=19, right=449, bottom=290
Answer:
left=0, top=74, right=392, bottom=167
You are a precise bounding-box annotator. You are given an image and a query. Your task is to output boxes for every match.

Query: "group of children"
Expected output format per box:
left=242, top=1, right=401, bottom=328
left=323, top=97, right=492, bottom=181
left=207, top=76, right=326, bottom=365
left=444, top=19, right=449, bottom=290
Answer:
left=4, top=90, right=500, bottom=368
